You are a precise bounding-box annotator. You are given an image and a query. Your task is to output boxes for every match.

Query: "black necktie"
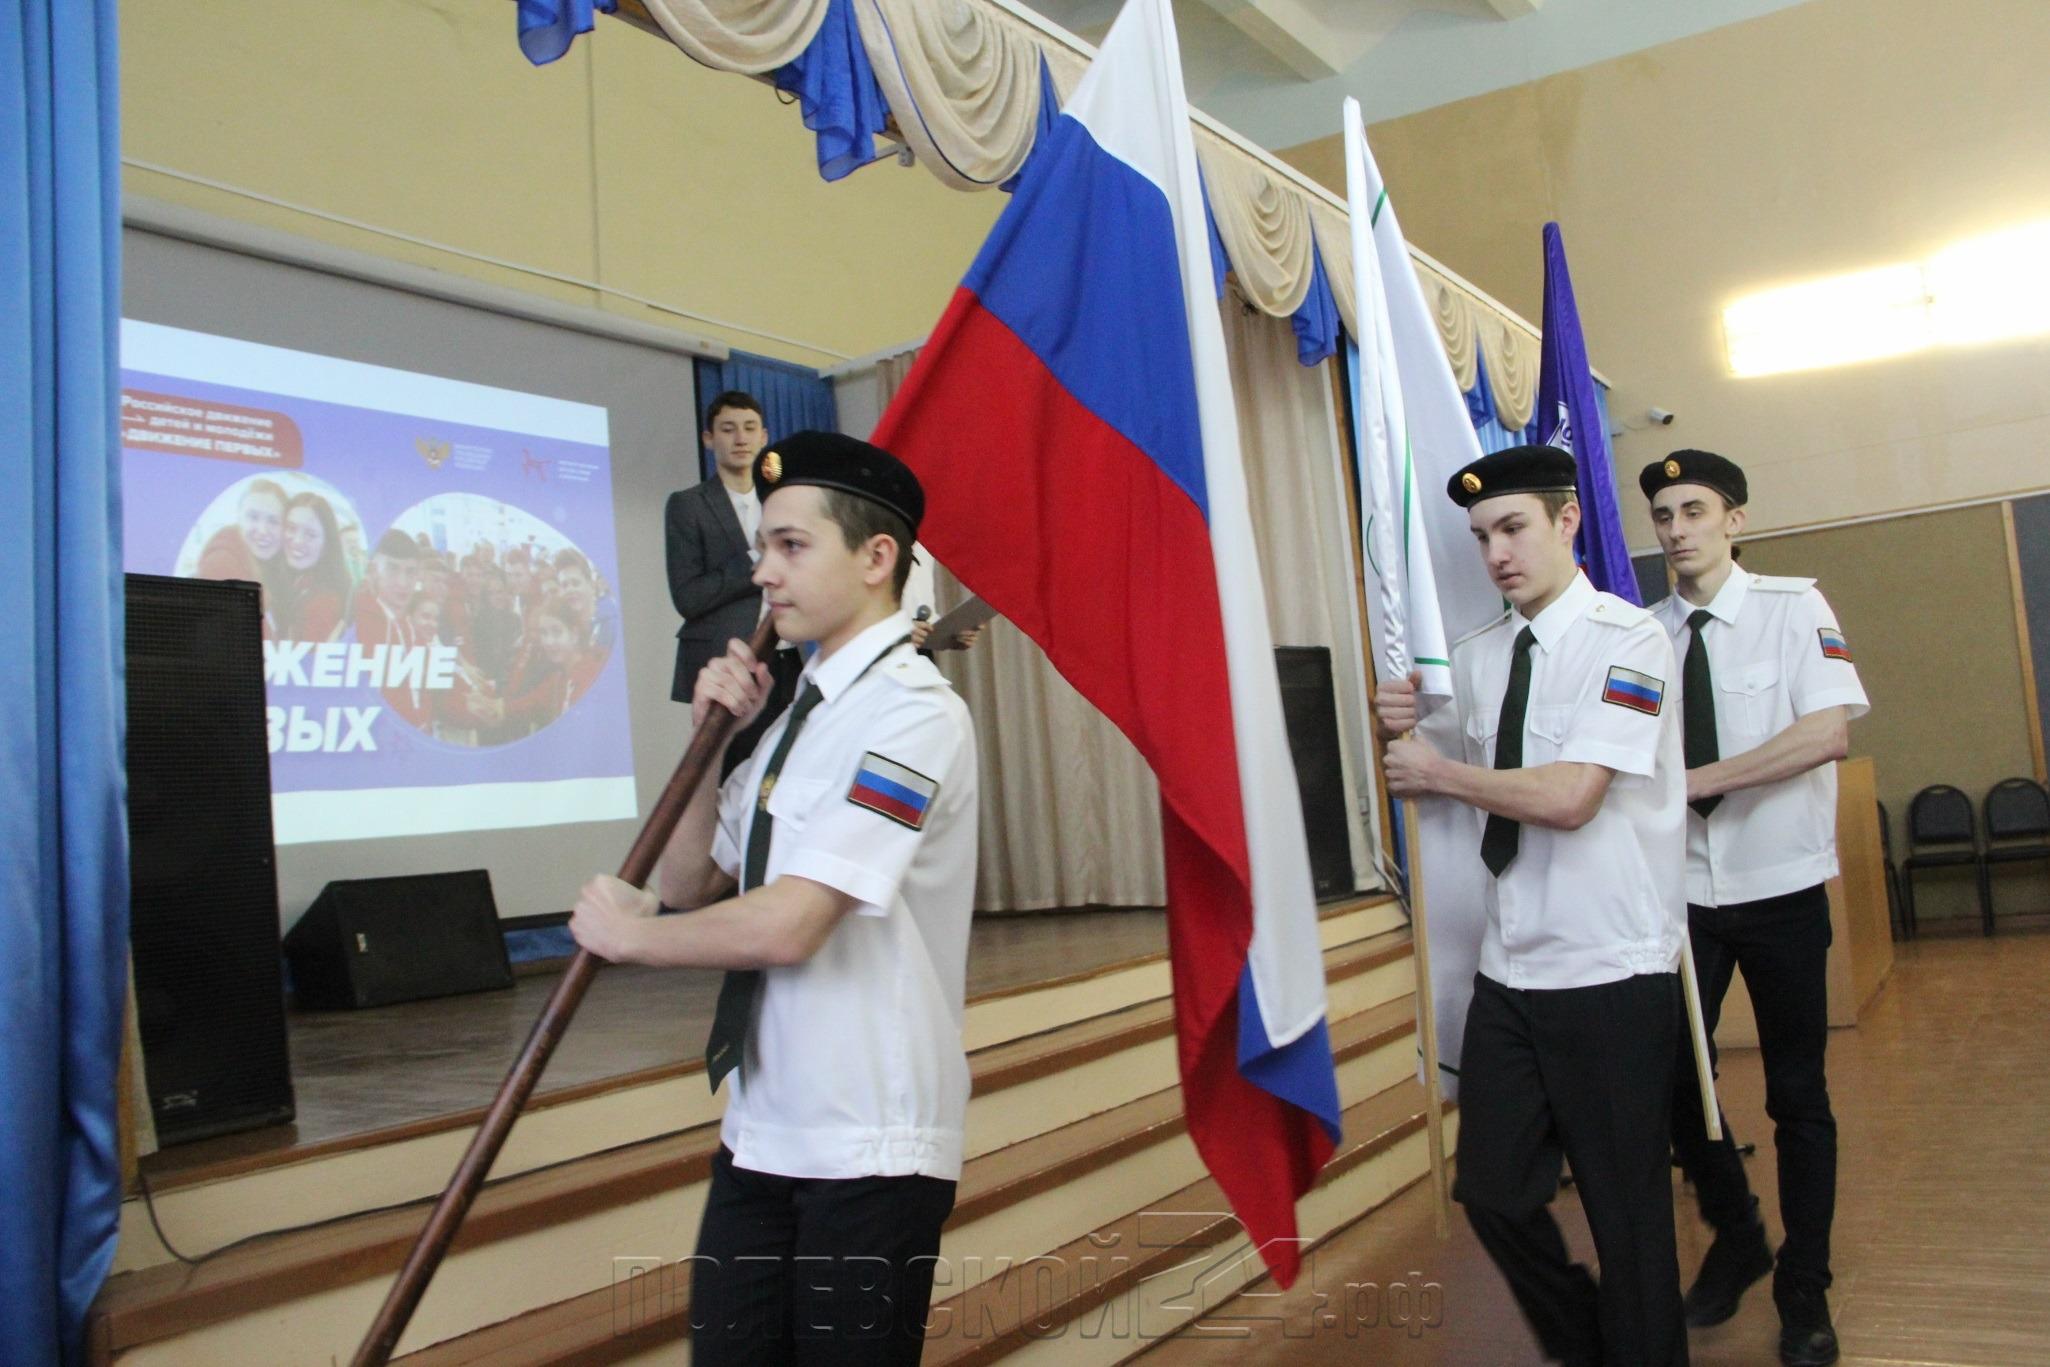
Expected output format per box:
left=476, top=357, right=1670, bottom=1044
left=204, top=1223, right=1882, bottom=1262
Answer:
left=1480, top=626, right=1537, bottom=877
left=1683, top=609, right=1722, bottom=818
left=704, top=680, right=824, bottom=1092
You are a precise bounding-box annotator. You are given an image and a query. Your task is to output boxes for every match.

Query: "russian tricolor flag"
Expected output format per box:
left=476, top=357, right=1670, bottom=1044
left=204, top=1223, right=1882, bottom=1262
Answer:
left=873, top=0, right=1340, bottom=1286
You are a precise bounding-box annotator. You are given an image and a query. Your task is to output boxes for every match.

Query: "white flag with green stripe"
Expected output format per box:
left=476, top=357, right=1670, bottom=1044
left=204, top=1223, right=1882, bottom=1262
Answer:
left=1344, top=98, right=1496, bottom=1099
left=1344, top=102, right=1454, bottom=706
left=1344, top=98, right=1503, bottom=684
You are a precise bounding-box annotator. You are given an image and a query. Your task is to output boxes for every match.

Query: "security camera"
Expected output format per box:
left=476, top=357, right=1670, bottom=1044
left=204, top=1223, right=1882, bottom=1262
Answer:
left=1647, top=407, right=1676, bottom=426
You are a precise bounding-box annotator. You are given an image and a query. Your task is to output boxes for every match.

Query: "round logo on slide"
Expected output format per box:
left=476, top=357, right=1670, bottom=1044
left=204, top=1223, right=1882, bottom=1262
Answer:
left=175, top=470, right=369, bottom=644
left=360, top=492, right=617, bottom=749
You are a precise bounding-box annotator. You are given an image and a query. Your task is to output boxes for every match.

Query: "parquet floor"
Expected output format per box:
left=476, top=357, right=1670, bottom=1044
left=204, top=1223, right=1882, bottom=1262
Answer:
left=1145, top=926, right=2050, bottom=1366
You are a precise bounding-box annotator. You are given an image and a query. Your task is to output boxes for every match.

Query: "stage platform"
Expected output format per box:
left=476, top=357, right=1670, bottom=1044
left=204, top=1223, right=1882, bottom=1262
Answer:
left=99, top=893, right=1417, bottom=1362
left=141, top=906, right=1174, bottom=1185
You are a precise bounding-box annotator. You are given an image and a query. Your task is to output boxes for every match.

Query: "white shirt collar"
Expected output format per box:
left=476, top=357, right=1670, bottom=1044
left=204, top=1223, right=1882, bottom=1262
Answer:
left=1518, top=570, right=1596, bottom=654
left=1685, top=566, right=1750, bottom=626
left=803, top=611, right=913, bottom=703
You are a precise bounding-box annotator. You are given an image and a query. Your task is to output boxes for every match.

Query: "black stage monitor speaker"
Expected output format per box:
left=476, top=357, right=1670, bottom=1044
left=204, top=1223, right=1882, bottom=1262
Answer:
left=1274, top=646, right=1358, bottom=901
left=285, top=870, right=513, bottom=1010
left=126, top=573, right=296, bottom=1146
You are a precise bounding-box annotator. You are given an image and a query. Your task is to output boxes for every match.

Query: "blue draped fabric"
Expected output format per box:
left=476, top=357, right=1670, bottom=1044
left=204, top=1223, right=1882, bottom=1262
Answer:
left=773, top=0, right=888, bottom=182
left=517, top=0, right=616, bottom=66
left=1, top=3, right=129, bottom=1361
left=1290, top=241, right=1341, bottom=367
left=998, top=57, right=1059, bottom=194
left=1466, top=349, right=1542, bottom=452
left=693, top=352, right=840, bottom=478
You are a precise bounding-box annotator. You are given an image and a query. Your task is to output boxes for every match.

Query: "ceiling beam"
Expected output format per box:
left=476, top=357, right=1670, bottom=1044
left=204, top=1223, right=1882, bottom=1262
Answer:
left=1187, top=0, right=1373, bottom=82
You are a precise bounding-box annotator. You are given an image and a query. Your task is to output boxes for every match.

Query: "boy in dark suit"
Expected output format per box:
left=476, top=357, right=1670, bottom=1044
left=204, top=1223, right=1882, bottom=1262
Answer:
left=666, top=390, right=800, bottom=773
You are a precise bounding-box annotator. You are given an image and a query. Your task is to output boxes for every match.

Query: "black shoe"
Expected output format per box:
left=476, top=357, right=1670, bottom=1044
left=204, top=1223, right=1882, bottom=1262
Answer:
left=1683, top=1220, right=1773, bottom=1327
left=1778, top=1290, right=1839, bottom=1366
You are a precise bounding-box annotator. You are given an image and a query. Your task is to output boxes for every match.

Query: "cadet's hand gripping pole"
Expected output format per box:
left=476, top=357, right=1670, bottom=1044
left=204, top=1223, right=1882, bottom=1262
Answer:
left=351, top=616, right=780, bottom=1366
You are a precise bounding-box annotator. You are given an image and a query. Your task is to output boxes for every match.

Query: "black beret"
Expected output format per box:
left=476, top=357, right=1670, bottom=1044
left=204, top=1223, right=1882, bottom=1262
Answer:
left=1446, top=443, right=1579, bottom=508
left=754, top=430, right=923, bottom=538
left=1638, top=449, right=1747, bottom=507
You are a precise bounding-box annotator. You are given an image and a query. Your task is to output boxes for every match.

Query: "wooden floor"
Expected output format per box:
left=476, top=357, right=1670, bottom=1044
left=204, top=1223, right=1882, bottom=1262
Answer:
left=1145, top=924, right=2050, bottom=1367
left=143, top=908, right=1170, bottom=1178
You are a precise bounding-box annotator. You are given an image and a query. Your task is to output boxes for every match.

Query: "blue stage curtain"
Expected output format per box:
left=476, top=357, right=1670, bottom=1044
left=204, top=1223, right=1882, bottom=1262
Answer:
left=517, top=0, right=616, bottom=66
left=1, top=3, right=130, bottom=1361
left=693, top=352, right=841, bottom=478
left=773, top=0, right=888, bottom=182
left=1290, top=241, right=1341, bottom=367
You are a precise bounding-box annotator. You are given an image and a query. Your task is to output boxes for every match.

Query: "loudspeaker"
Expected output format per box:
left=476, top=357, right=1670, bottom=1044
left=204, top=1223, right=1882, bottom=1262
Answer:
left=1274, top=646, right=1357, bottom=901
left=285, top=870, right=513, bottom=1010
left=126, top=574, right=295, bottom=1146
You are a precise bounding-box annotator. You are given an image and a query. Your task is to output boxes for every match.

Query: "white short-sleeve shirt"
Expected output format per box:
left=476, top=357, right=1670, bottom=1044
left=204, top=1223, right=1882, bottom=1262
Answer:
left=1653, top=571, right=1871, bottom=907
left=1452, top=572, right=1687, bottom=990
left=710, top=612, right=979, bottom=1181
left=726, top=484, right=761, bottom=561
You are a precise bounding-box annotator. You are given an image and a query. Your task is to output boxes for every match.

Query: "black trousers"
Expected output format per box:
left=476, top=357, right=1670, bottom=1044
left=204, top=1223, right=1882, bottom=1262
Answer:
left=719, top=645, right=805, bottom=781
left=689, top=1147, right=957, bottom=1366
left=1669, top=883, right=1836, bottom=1302
left=1455, top=971, right=1687, bottom=1367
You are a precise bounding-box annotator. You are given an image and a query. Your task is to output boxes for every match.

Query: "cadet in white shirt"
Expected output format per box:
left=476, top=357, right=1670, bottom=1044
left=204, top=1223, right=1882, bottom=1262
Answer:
left=1380, top=444, right=1689, bottom=1367
left=1642, top=450, right=1868, bottom=1367
left=572, top=431, right=977, bottom=1366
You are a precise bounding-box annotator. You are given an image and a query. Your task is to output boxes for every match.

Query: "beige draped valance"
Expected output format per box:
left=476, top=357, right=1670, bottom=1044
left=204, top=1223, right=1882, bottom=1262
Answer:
left=1197, top=134, right=1314, bottom=319
left=639, top=0, right=833, bottom=74
left=617, top=0, right=1560, bottom=395
left=854, top=0, right=1048, bottom=190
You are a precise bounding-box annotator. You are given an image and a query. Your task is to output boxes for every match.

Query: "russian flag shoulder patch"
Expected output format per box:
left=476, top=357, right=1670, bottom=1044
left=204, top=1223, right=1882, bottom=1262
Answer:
left=847, top=752, right=939, bottom=830
left=1603, top=665, right=1666, bottom=716
left=1818, top=627, right=1853, bottom=662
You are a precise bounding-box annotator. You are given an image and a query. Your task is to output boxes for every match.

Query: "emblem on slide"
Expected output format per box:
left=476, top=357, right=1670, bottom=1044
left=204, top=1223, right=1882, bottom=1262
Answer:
left=416, top=437, right=452, bottom=469
left=1602, top=665, right=1666, bottom=715
left=1818, top=627, right=1853, bottom=662
left=847, top=752, right=938, bottom=830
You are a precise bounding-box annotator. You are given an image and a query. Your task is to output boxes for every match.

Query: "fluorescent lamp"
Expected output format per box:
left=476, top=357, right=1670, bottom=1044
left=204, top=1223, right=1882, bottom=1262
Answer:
left=1928, top=220, right=2050, bottom=347
left=1723, top=264, right=1931, bottom=378
left=1724, top=218, right=2050, bottom=377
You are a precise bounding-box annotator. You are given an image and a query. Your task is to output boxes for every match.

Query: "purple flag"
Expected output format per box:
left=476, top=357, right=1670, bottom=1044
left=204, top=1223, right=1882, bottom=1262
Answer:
left=1535, top=222, right=1639, bottom=604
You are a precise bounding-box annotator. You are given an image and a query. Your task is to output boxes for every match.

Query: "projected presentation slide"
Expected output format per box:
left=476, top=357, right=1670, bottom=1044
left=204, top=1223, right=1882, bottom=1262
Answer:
left=120, top=319, right=636, bottom=846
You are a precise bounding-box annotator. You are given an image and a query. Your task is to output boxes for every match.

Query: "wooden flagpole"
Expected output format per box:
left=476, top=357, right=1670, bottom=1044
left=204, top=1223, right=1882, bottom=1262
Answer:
left=1399, top=795, right=1452, bottom=1238
left=1679, top=935, right=1723, bottom=1142
left=349, top=616, right=779, bottom=1367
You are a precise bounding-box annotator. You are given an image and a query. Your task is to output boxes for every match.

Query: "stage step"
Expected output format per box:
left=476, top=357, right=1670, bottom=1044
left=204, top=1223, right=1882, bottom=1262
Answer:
left=389, top=1054, right=1451, bottom=1367
left=109, top=898, right=1401, bottom=1278
left=89, top=911, right=1416, bottom=1365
